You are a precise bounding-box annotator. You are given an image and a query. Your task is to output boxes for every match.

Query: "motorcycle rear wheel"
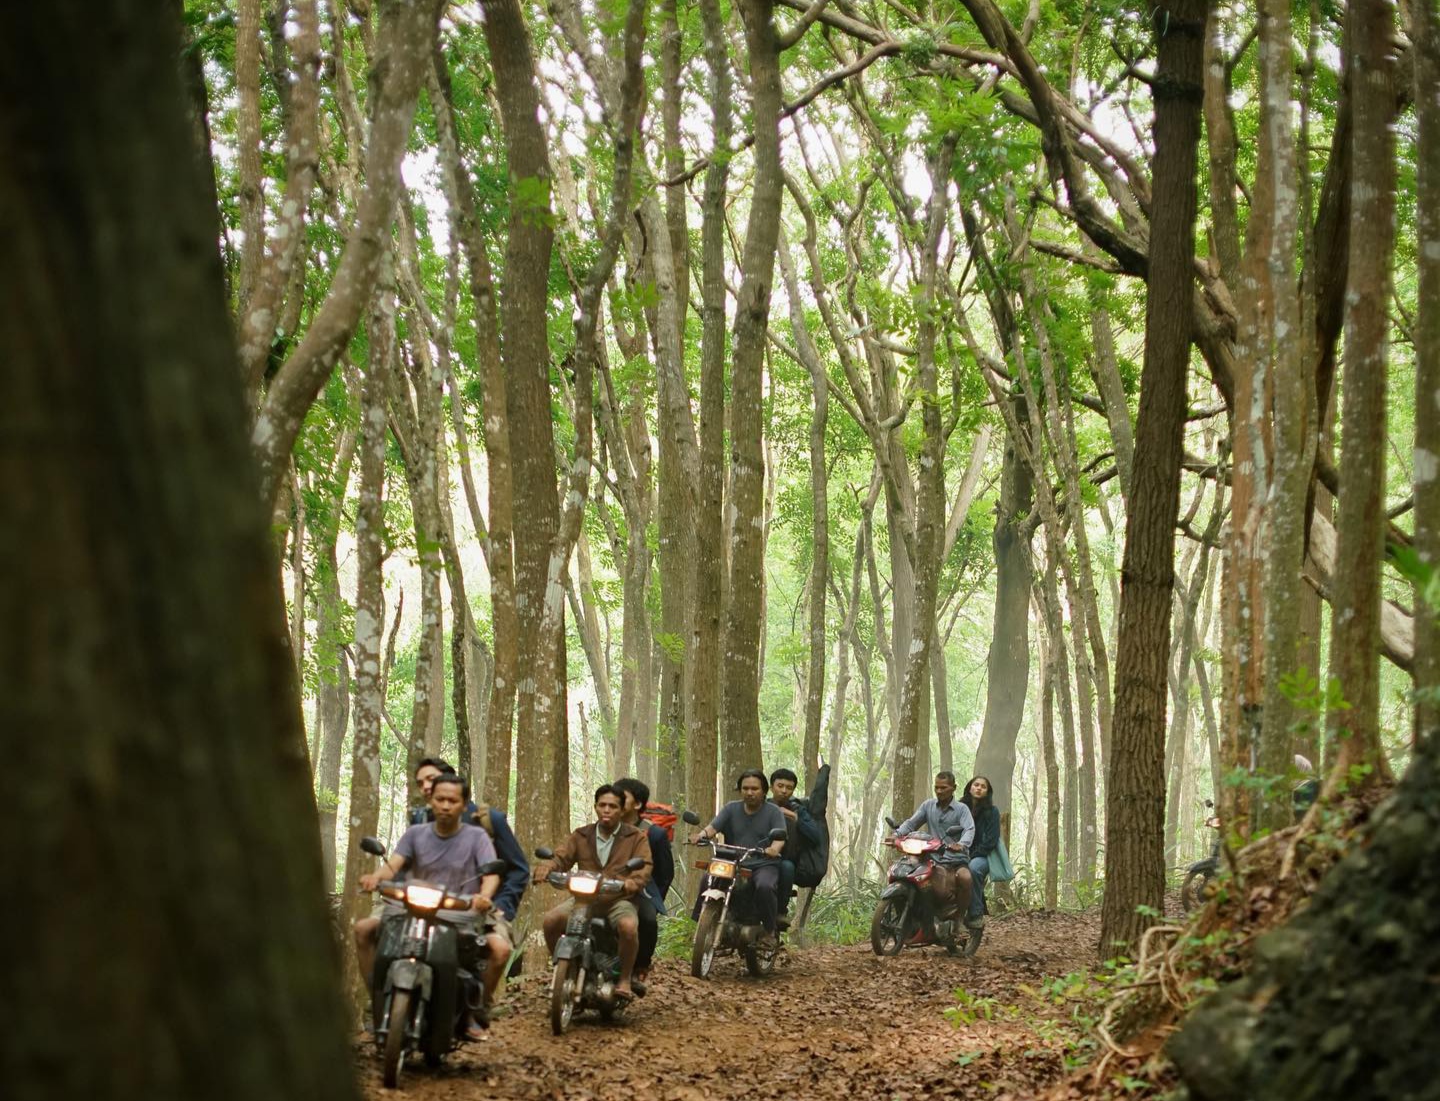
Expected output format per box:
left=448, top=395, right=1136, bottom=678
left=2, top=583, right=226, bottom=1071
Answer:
left=870, top=897, right=906, bottom=956
left=381, top=988, right=412, bottom=1089
left=549, top=959, right=578, bottom=1036
left=1180, top=867, right=1214, bottom=913
left=691, top=902, right=722, bottom=979
left=744, top=934, right=778, bottom=977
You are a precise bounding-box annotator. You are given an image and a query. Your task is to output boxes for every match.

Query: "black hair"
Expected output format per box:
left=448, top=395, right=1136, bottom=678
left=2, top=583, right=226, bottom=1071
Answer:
left=960, top=775, right=995, bottom=815
left=594, top=783, right=623, bottom=806
left=769, top=768, right=798, bottom=787
left=612, top=776, right=649, bottom=815
left=415, top=756, right=453, bottom=777
left=935, top=770, right=957, bottom=785
left=736, top=769, right=769, bottom=793
left=430, top=773, right=470, bottom=801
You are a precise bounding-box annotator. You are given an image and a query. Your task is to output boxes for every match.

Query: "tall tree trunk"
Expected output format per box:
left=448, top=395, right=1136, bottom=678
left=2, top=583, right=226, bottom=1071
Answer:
left=1038, top=632, right=1061, bottom=910
left=1100, top=0, right=1209, bottom=955
left=686, top=0, right=730, bottom=838
left=721, top=0, right=783, bottom=781
left=0, top=3, right=359, bottom=1087
left=1411, top=0, right=1440, bottom=742
left=974, top=400, right=1034, bottom=811
left=1325, top=0, right=1397, bottom=792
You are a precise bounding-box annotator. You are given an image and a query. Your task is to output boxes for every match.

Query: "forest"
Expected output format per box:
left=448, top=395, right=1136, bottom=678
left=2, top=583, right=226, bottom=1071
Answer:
left=4, top=0, right=1437, bottom=1098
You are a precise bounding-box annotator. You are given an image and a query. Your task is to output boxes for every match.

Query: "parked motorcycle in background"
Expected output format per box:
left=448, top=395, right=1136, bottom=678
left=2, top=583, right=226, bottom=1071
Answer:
left=360, top=837, right=506, bottom=1089
left=871, top=819, right=973, bottom=957
left=535, top=847, right=647, bottom=1035
left=681, top=809, right=790, bottom=978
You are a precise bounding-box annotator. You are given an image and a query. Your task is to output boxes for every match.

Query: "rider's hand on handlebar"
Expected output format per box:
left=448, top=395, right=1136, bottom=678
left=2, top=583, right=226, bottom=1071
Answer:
left=764, top=842, right=784, bottom=858
left=359, top=873, right=382, bottom=893
left=472, top=895, right=493, bottom=913
left=689, top=832, right=707, bottom=845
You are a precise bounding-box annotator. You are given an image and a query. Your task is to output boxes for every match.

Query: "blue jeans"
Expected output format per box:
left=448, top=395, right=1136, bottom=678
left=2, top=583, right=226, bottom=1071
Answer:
left=966, top=856, right=989, bottom=922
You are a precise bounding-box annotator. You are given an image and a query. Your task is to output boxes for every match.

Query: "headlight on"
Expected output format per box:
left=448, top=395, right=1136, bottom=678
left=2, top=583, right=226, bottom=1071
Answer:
left=569, top=874, right=601, bottom=895
left=405, top=884, right=445, bottom=910
left=900, top=837, right=928, bottom=855
left=708, top=860, right=736, bottom=878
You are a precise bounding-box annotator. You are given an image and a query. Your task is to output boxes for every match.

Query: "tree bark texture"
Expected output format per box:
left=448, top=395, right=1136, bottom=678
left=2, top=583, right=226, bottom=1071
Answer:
left=721, top=0, right=783, bottom=783
left=1100, top=0, right=1208, bottom=955
left=0, top=4, right=358, bottom=1093
left=1325, top=0, right=1397, bottom=790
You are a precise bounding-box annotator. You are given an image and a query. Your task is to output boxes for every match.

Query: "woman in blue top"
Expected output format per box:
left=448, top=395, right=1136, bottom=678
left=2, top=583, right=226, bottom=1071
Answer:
left=959, top=775, right=1001, bottom=953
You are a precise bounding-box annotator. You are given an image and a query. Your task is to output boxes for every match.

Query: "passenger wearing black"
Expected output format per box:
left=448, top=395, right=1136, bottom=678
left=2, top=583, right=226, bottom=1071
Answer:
left=769, top=767, right=821, bottom=917
left=689, top=770, right=787, bottom=947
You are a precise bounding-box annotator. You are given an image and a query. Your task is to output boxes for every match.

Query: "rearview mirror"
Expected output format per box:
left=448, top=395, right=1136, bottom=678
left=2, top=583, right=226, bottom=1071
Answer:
left=884, top=816, right=899, bottom=831
left=360, top=836, right=387, bottom=858
left=623, top=857, right=646, bottom=871
left=478, top=859, right=508, bottom=877
left=681, top=810, right=702, bottom=825
left=768, top=827, right=788, bottom=842
left=534, top=846, right=555, bottom=861
left=945, top=825, right=966, bottom=839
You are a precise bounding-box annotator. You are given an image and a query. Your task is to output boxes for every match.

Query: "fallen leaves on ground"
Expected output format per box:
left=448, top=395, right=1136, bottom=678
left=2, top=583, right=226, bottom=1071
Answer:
left=357, top=908, right=1108, bottom=1100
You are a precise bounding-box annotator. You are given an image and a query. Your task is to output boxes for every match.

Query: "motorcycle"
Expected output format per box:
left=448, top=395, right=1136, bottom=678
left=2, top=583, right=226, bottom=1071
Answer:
left=870, top=819, right=973, bottom=957
left=360, top=836, right=506, bottom=1089
left=1180, top=801, right=1222, bottom=913
left=535, top=846, right=647, bottom=1035
left=681, top=809, right=789, bottom=979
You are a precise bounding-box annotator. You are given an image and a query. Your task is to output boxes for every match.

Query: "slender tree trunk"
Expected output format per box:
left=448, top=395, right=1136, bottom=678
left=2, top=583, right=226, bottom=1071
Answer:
left=1038, top=632, right=1061, bottom=910
left=0, top=4, right=359, bottom=1086
left=1412, top=0, right=1440, bottom=742
left=1325, top=0, right=1397, bottom=792
left=721, top=0, right=783, bottom=781
left=1100, top=0, right=1209, bottom=955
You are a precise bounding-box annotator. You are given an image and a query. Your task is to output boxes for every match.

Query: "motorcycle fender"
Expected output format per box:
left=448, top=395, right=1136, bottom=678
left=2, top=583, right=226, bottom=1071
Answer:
left=385, top=959, right=433, bottom=1002
left=881, top=883, right=908, bottom=900
left=553, top=936, right=583, bottom=962
left=701, top=888, right=727, bottom=903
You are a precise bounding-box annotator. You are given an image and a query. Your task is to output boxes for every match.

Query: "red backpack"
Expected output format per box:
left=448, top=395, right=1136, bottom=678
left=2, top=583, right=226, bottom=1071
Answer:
left=640, top=801, right=678, bottom=842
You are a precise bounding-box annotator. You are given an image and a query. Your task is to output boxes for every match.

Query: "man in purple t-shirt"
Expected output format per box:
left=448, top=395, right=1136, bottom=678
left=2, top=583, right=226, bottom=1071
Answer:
left=354, top=775, right=506, bottom=1017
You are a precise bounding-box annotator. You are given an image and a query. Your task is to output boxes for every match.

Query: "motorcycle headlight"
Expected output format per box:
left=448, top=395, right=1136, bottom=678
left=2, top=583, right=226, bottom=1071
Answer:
left=405, top=884, right=445, bottom=910
left=569, top=874, right=601, bottom=895
left=900, top=837, right=928, bottom=856
left=707, top=859, right=737, bottom=879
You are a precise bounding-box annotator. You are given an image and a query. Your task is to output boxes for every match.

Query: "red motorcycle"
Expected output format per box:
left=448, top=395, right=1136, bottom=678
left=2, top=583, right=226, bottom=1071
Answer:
left=870, top=820, right=971, bottom=957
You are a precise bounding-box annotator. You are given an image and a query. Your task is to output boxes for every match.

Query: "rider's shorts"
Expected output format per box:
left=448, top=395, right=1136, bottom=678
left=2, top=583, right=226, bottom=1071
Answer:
left=550, top=896, right=639, bottom=929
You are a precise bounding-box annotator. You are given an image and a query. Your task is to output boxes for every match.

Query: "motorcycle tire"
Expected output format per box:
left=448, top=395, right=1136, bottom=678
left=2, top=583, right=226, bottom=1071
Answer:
left=1181, top=867, right=1214, bottom=913
left=381, top=988, right=412, bottom=1089
left=744, top=934, right=778, bottom=977
left=549, top=958, right=578, bottom=1036
left=870, top=897, right=906, bottom=957
left=691, top=902, right=722, bottom=979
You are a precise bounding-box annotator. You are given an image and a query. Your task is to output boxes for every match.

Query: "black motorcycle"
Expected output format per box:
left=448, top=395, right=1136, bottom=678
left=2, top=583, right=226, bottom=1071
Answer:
left=360, top=837, right=505, bottom=1088
left=871, top=818, right=973, bottom=957
left=681, top=809, right=789, bottom=979
left=1181, top=801, right=1222, bottom=913
left=535, top=846, right=647, bottom=1035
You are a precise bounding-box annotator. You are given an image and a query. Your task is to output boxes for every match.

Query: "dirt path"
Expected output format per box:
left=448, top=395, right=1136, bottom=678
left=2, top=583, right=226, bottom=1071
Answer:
left=357, top=910, right=1103, bottom=1101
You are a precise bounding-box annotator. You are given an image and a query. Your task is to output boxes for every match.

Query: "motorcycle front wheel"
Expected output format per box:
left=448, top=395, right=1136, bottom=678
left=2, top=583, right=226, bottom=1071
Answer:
left=1181, top=867, right=1215, bottom=913
left=381, top=988, right=412, bottom=1089
left=691, top=901, right=722, bottom=978
left=870, top=896, right=907, bottom=956
left=549, top=958, right=578, bottom=1036
left=744, top=933, right=778, bottom=977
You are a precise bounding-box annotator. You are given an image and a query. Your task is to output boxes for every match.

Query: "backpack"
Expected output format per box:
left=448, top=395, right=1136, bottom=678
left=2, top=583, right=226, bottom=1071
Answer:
left=792, top=764, right=832, bottom=889
left=640, top=801, right=678, bottom=842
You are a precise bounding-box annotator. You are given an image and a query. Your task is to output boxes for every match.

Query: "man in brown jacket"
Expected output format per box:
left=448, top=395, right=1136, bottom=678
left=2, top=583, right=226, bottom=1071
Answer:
left=533, top=784, right=653, bottom=1000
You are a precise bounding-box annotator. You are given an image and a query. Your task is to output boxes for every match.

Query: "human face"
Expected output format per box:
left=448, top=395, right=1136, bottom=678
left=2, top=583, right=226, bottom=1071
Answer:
left=618, top=790, right=642, bottom=824
left=969, top=778, right=990, bottom=801
left=596, top=792, right=624, bottom=833
left=430, top=782, right=465, bottom=829
left=739, top=776, right=766, bottom=810
left=771, top=777, right=796, bottom=804
left=934, top=775, right=957, bottom=804
left=417, top=764, right=444, bottom=798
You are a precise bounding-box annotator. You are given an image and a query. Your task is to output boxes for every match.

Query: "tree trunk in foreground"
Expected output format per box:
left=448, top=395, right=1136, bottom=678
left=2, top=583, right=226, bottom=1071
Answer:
left=1170, top=723, right=1440, bottom=1099
left=0, top=4, right=356, bottom=1096
left=1100, top=0, right=1209, bottom=955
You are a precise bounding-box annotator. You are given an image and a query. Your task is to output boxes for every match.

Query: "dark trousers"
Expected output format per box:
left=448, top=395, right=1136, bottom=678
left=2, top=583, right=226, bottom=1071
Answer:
left=777, top=858, right=796, bottom=915
left=749, top=864, right=780, bottom=933
left=636, top=894, right=658, bottom=971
